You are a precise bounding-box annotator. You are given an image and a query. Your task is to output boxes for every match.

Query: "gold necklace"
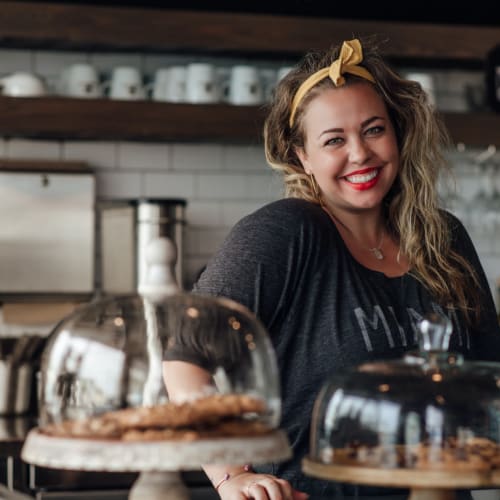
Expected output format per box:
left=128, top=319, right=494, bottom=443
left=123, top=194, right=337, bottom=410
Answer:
left=322, top=206, right=385, bottom=260
left=367, top=233, right=385, bottom=260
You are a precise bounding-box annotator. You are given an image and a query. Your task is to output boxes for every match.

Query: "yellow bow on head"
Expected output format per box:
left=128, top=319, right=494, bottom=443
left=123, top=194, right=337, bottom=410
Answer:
left=289, top=39, right=375, bottom=127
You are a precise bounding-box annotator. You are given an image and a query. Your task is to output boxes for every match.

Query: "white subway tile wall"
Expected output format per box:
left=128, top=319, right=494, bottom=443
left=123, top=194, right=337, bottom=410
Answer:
left=96, top=170, right=144, bottom=199
left=6, top=139, right=62, bottom=159
left=1, top=48, right=498, bottom=307
left=0, top=49, right=33, bottom=73
left=144, top=171, right=196, bottom=200
left=117, top=142, right=169, bottom=170
left=63, top=141, right=117, bottom=168
left=172, top=143, right=224, bottom=172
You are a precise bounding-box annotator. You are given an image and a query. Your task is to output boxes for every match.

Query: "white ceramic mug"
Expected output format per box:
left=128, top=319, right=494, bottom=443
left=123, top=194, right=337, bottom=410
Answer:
left=152, top=66, right=186, bottom=102
left=0, top=72, right=47, bottom=97
left=59, top=63, right=102, bottom=98
left=185, top=63, right=219, bottom=104
left=108, top=66, right=146, bottom=100
left=405, top=72, right=436, bottom=107
left=226, top=65, right=263, bottom=105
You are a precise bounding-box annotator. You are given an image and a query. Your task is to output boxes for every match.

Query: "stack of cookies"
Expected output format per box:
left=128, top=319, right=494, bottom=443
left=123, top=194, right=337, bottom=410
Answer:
left=41, top=394, right=271, bottom=441
left=326, top=436, right=500, bottom=471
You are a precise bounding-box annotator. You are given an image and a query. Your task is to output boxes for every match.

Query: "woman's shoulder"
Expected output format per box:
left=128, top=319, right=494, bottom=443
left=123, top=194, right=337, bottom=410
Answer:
left=244, top=198, right=329, bottom=226
left=227, top=198, right=335, bottom=251
left=439, top=209, right=470, bottom=240
left=439, top=209, right=478, bottom=256
left=439, top=208, right=465, bottom=229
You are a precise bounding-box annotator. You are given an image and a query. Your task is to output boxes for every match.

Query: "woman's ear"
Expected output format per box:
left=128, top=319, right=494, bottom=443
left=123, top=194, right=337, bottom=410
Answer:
left=294, top=146, right=311, bottom=175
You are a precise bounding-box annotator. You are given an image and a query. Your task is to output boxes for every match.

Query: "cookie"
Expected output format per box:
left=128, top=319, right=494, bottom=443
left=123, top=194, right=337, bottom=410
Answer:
left=40, top=393, right=267, bottom=441
left=329, top=436, right=500, bottom=471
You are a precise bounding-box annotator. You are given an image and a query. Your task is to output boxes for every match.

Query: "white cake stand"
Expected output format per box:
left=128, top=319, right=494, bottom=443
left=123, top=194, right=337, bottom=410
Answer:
left=303, top=457, right=500, bottom=500
left=22, top=428, right=292, bottom=499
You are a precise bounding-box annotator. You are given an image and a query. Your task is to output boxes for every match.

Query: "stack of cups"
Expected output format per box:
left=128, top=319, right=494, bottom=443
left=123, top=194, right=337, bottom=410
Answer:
left=58, top=63, right=103, bottom=98
left=107, top=66, right=146, bottom=100
left=151, top=66, right=187, bottom=102
left=225, top=65, right=263, bottom=105
left=185, top=63, right=220, bottom=104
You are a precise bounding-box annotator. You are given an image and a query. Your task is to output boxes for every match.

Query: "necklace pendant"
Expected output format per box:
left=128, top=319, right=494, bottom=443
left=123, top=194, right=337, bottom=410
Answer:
left=371, top=248, right=384, bottom=260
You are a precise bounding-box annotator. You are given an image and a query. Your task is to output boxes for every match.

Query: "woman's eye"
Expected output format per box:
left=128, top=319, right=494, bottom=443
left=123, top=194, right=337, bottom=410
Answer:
left=325, top=137, right=343, bottom=146
left=366, top=125, right=385, bottom=136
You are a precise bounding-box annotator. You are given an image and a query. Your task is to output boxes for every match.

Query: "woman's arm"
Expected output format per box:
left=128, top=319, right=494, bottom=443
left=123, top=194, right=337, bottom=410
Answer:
left=162, top=360, right=212, bottom=401
left=162, top=361, right=307, bottom=499
left=162, top=361, right=246, bottom=495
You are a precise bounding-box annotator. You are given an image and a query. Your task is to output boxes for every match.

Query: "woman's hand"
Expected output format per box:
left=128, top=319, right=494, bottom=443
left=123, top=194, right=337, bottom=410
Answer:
left=217, top=471, right=309, bottom=500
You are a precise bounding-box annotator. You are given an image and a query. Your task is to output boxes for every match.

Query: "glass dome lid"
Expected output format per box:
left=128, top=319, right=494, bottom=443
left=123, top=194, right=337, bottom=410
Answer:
left=38, top=235, right=281, bottom=435
left=39, top=292, right=281, bottom=431
left=306, top=314, right=500, bottom=474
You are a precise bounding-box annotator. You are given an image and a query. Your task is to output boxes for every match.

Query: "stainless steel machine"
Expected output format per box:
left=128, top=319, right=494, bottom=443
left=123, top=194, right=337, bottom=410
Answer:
left=0, top=162, right=95, bottom=300
left=98, top=198, right=187, bottom=294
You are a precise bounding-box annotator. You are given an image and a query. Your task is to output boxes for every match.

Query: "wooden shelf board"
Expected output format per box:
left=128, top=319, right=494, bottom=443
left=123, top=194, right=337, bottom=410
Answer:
left=0, top=158, right=91, bottom=173
left=0, top=2, right=498, bottom=61
left=442, top=112, right=500, bottom=148
left=0, top=97, right=499, bottom=147
left=0, top=96, right=267, bottom=143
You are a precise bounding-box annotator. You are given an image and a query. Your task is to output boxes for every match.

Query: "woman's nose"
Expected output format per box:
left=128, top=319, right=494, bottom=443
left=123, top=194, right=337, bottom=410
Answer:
left=348, top=139, right=372, bottom=164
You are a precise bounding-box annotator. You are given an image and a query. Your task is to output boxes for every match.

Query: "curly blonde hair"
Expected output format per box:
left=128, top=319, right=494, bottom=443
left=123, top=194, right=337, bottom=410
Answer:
left=264, top=37, right=480, bottom=321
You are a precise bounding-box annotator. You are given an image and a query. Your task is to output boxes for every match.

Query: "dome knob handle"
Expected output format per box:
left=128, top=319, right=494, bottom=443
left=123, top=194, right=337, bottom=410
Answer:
left=417, top=313, right=453, bottom=352
left=138, top=236, right=180, bottom=301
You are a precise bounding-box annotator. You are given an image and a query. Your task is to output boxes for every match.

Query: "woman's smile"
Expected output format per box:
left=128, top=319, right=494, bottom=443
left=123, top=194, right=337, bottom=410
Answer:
left=341, top=167, right=382, bottom=190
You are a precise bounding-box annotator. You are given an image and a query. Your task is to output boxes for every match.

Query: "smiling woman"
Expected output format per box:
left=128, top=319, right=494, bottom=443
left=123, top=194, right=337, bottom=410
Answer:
left=166, top=37, right=500, bottom=499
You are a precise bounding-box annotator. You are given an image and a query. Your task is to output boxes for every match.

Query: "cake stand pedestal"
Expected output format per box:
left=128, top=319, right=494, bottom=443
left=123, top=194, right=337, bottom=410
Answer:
left=303, top=457, right=500, bottom=500
left=22, top=428, right=292, bottom=500
left=128, top=471, right=190, bottom=500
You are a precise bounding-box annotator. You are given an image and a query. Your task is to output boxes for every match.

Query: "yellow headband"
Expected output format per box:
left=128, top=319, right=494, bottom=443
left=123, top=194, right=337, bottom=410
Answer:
left=289, top=38, right=376, bottom=127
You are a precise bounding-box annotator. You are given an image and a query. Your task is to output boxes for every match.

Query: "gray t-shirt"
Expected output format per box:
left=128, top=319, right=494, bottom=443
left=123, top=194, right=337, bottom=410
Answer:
left=193, top=198, right=500, bottom=497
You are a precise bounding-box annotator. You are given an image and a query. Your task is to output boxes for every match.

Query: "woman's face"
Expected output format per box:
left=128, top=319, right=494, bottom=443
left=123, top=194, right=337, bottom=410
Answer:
left=295, top=81, right=400, bottom=216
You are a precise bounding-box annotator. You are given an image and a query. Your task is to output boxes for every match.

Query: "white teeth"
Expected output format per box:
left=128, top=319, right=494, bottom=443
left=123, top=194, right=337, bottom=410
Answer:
left=345, top=170, right=378, bottom=184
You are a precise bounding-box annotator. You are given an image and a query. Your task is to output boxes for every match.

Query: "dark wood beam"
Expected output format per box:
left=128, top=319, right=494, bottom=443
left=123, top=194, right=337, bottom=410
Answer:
left=0, top=2, right=498, bottom=61
left=0, top=97, right=266, bottom=143
left=0, top=97, right=499, bottom=148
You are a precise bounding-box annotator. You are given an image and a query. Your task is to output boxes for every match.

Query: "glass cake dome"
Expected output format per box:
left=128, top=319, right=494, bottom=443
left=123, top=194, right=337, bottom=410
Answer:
left=39, top=292, right=280, bottom=428
left=37, top=236, right=280, bottom=430
left=306, top=314, right=500, bottom=475
left=22, top=237, right=291, bottom=477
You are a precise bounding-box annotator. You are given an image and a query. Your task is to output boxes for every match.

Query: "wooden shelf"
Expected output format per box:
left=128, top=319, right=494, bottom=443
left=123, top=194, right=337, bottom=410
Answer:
left=0, top=2, right=499, bottom=62
left=441, top=112, right=500, bottom=148
left=0, top=96, right=498, bottom=147
left=0, top=97, right=267, bottom=143
left=0, top=158, right=90, bottom=173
